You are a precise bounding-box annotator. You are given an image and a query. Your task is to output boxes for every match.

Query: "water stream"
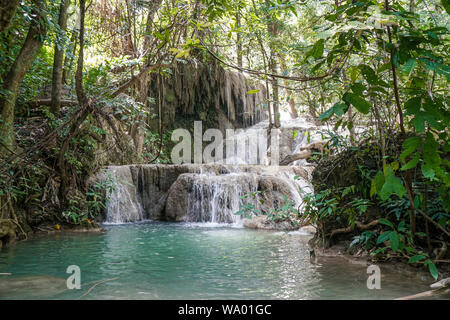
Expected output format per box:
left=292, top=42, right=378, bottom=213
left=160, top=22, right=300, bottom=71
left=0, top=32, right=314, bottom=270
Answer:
left=0, top=222, right=439, bottom=300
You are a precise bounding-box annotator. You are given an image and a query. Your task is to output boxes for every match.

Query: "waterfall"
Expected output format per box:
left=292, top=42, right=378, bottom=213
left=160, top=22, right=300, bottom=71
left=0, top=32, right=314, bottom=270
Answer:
left=93, top=116, right=325, bottom=225
left=185, top=173, right=259, bottom=224
left=103, top=166, right=144, bottom=224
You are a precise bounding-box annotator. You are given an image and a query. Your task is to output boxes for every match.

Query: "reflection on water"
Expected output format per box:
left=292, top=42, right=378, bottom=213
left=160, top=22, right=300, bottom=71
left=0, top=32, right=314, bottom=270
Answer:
left=0, top=222, right=442, bottom=300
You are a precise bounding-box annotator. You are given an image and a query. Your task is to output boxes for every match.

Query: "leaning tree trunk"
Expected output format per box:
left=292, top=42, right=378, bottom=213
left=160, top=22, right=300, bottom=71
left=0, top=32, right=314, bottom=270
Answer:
left=130, top=0, right=162, bottom=158
left=266, top=0, right=280, bottom=128
left=51, top=0, right=71, bottom=115
left=0, top=0, right=47, bottom=155
left=0, top=0, right=20, bottom=32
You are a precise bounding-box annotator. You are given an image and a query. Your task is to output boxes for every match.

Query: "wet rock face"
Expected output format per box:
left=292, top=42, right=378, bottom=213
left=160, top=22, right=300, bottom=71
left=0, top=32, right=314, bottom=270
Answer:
left=147, top=61, right=267, bottom=133
left=90, top=164, right=313, bottom=225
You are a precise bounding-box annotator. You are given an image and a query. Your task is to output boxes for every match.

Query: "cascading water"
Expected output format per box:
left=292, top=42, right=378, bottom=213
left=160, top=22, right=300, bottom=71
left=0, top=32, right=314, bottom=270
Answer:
left=96, top=113, right=323, bottom=225
left=185, top=173, right=256, bottom=224
left=103, top=166, right=144, bottom=224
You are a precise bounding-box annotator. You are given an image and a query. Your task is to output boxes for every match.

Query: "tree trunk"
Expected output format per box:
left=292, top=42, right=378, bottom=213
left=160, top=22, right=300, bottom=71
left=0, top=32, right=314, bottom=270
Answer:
left=280, top=58, right=298, bottom=118
left=62, top=31, right=77, bottom=85
left=75, top=0, right=87, bottom=106
left=0, top=0, right=20, bottom=32
left=0, top=0, right=47, bottom=155
left=266, top=0, right=280, bottom=127
left=51, top=0, right=71, bottom=115
left=236, top=13, right=243, bottom=69
left=130, top=0, right=162, bottom=159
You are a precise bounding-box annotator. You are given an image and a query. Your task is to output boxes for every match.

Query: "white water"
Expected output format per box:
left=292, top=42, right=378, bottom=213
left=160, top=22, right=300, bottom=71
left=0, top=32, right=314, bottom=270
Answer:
left=102, top=114, right=326, bottom=224
left=104, top=167, right=144, bottom=224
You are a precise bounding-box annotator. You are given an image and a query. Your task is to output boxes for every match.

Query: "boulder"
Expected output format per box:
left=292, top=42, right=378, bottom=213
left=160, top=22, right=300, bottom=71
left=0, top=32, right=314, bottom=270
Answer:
left=243, top=215, right=300, bottom=231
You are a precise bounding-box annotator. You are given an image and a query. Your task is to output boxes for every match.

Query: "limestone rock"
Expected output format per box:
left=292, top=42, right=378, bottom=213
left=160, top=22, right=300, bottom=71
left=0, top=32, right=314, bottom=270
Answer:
left=243, top=215, right=299, bottom=231
left=89, top=164, right=313, bottom=224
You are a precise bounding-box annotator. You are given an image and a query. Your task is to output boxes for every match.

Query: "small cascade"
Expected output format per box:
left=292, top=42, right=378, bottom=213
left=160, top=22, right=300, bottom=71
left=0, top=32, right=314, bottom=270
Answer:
left=185, top=173, right=259, bottom=224
left=167, top=168, right=313, bottom=224
left=104, top=166, right=143, bottom=224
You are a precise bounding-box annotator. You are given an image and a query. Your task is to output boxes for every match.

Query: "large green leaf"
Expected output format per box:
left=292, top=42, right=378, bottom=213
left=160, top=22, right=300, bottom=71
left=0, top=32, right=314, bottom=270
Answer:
left=401, top=153, right=420, bottom=171
left=377, top=231, right=392, bottom=244
left=421, top=163, right=435, bottom=179
left=306, top=39, right=325, bottom=59
left=408, top=254, right=427, bottom=264
left=400, top=136, right=422, bottom=162
left=370, top=171, right=385, bottom=197
left=389, top=231, right=400, bottom=252
left=403, top=59, right=417, bottom=73
left=379, top=167, right=406, bottom=200
left=378, top=218, right=394, bottom=229
left=342, top=92, right=371, bottom=114
left=404, top=97, right=421, bottom=115
left=425, top=259, right=439, bottom=280
left=360, top=65, right=378, bottom=85
left=413, top=112, right=425, bottom=132
left=318, top=103, right=348, bottom=121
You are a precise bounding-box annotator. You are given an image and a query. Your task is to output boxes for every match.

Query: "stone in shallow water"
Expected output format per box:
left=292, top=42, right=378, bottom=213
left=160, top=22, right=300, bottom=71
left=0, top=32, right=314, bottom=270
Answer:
left=243, top=215, right=300, bottom=231
left=0, top=275, right=67, bottom=299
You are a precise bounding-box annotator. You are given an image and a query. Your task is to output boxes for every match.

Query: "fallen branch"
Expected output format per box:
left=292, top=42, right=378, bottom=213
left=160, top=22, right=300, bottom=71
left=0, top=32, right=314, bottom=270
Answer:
left=395, top=278, right=450, bottom=300
left=26, top=99, right=78, bottom=108
left=416, top=207, right=450, bottom=238
left=395, top=287, right=450, bottom=300
left=329, top=220, right=380, bottom=239
left=280, top=141, right=327, bottom=166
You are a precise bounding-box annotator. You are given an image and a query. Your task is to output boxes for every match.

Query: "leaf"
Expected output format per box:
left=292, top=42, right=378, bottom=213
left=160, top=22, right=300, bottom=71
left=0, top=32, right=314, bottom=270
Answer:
left=424, top=259, right=439, bottom=280
left=401, top=153, right=420, bottom=170
left=247, top=89, right=260, bottom=94
left=403, top=58, right=417, bottom=73
left=379, top=218, right=394, bottom=229
left=360, top=65, right=378, bottom=85
left=389, top=231, right=399, bottom=252
left=342, top=93, right=371, bottom=114
left=306, top=39, right=325, bottom=59
left=421, top=163, right=435, bottom=179
left=318, top=103, right=348, bottom=121
left=413, top=112, right=425, bottom=132
left=400, top=136, right=422, bottom=162
left=442, top=0, right=450, bottom=15
left=377, top=231, right=392, bottom=244
left=379, top=167, right=406, bottom=200
left=350, top=82, right=366, bottom=95
left=370, top=171, right=385, bottom=197
left=408, top=254, right=427, bottom=264
left=377, top=62, right=391, bottom=73
left=404, top=97, right=421, bottom=115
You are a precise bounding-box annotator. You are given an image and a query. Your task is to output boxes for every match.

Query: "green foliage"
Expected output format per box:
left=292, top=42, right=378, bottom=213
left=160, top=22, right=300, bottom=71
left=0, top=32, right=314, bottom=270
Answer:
left=235, top=191, right=300, bottom=225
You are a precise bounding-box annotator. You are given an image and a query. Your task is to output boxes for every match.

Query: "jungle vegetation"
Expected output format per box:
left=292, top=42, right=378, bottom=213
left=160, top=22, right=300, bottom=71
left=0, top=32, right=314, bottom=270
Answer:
left=0, top=0, right=448, bottom=278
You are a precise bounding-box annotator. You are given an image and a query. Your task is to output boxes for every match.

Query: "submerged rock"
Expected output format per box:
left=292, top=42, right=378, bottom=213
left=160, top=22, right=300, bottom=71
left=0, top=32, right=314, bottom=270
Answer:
left=0, top=275, right=67, bottom=299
